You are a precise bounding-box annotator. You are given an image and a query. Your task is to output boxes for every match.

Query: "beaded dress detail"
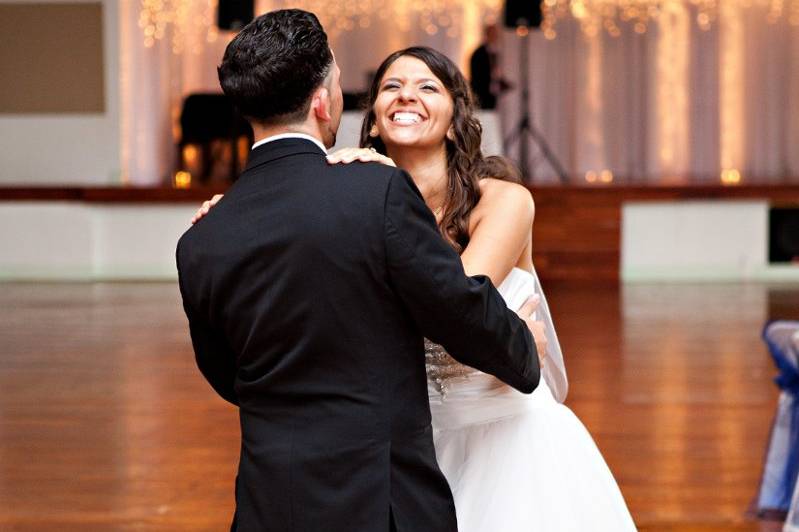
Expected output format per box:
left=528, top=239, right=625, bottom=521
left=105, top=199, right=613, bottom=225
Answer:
left=425, top=339, right=480, bottom=395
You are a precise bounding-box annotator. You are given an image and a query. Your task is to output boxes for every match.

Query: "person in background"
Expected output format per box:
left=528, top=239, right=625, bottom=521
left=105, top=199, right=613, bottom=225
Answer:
left=469, top=23, right=512, bottom=110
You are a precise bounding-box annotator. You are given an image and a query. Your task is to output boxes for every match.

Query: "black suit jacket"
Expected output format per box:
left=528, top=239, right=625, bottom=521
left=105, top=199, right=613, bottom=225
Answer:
left=176, top=138, right=540, bottom=532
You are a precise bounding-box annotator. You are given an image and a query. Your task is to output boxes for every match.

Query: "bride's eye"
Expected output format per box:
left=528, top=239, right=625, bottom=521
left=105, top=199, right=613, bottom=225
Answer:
left=381, top=82, right=400, bottom=91
left=420, top=84, right=439, bottom=93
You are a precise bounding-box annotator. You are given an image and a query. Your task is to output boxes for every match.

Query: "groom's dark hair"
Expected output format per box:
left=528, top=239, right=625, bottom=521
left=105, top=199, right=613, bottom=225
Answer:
left=218, top=9, right=333, bottom=126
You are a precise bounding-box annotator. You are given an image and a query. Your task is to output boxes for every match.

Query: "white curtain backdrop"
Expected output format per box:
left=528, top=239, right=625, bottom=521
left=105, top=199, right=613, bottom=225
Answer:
left=120, top=1, right=799, bottom=185
left=119, top=0, right=231, bottom=184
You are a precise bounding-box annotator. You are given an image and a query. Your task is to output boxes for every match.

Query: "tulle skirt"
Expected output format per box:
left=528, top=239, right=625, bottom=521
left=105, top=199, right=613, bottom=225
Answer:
left=429, top=374, right=637, bottom=532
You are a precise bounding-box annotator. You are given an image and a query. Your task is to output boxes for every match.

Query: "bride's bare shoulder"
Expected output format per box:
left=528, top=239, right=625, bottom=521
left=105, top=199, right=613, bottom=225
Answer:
left=474, top=178, right=535, bottom=222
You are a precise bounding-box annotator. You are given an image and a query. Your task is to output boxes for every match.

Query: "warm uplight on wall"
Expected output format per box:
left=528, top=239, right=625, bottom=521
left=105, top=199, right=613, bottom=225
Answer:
left=585, top=169, right=614, bottom=184
left=183, top=145, right=199, bottom=166
left=656, top=1, right=689, bottom=176
left=181, top=144, right=203, bottom=178
left=720, top=168, right=742, bottom=185
left=719, top=3, right=744, bottom=182
left=174, top=171, right=192, bottom=189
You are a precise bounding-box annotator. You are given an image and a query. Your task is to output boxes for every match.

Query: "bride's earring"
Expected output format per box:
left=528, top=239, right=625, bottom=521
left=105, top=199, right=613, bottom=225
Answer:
left=369, top=125, right=379, bottom=138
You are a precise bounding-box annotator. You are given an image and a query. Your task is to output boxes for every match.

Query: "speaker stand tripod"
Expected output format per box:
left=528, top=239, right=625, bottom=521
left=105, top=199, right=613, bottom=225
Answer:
left=503, top=31, right=569, bottom=184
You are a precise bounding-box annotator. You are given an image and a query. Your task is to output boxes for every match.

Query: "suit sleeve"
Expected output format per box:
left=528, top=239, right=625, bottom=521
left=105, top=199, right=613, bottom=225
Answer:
left=383, top=170, right=540, bottom=393
left=176, top=244, right=239, bottom=406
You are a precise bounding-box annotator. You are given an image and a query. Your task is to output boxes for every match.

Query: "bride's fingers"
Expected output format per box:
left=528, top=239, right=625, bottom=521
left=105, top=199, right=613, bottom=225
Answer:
left=517, top=294, right=541, bottom=318
left=356, top=153, right=397, bottom=166
left=191, top=195, right=223, bottom=224
left=327, top=148, right=396, bottom=167
left=356, top=153, right=380, bottom=162
left=191, top=201, right=210, bottom=224
left=326, top=148, right=358, bottom=164
left=528, top=320, right=548, bottom=365
left=341, top=149, right=365, bottom=163
left=328, top=148, right=393, bottom=165
left=191, top=201, right=211, bottom=224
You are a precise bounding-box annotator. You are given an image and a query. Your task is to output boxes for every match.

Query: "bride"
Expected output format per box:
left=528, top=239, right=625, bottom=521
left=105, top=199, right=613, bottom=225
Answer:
left=196, top=46, right=636, bottom=531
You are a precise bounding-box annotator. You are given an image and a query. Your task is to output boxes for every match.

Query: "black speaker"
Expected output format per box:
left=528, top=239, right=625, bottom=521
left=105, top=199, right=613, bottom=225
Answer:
left=769, top=208, right=799, bottom=263
left=218, top=0, right=254, bottom=31
left=504, top=0, right=543, bottom=29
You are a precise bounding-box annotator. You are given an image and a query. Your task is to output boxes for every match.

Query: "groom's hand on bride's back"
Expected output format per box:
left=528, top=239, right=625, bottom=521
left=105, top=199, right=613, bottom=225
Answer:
left=516, top=295, right=548, bottom=367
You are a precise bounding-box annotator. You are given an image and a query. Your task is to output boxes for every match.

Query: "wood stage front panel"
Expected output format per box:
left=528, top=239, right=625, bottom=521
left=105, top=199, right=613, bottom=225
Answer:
left=0, top=280, right=793, bottom=531
left=529, top=184, right=799, bottom=281
left=3, top=183, right=798, bottom=282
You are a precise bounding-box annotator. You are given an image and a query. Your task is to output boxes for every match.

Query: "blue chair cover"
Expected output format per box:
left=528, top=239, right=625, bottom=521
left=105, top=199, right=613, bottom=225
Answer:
left=788, top=481, right=799, bottom=531
left=757, top=320, right=799, bottom=513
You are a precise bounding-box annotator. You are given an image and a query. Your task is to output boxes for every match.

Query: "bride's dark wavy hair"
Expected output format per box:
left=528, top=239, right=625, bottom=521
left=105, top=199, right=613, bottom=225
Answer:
left=359, top=46, right=521, bottom=252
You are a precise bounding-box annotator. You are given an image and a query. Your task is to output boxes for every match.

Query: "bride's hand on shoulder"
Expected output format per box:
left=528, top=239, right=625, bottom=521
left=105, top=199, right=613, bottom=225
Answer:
left=326, top=147, right=396, bottom=167
left=191, top=194, right=224, bottom=224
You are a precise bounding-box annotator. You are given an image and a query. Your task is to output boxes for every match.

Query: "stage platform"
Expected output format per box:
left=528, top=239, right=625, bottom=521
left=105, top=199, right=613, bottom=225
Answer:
left=1, top=184, right=798, bottom=282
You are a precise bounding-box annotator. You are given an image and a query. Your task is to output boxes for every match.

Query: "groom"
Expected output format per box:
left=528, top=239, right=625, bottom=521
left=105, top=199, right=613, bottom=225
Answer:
left=177, top=9, right=541, bottom=532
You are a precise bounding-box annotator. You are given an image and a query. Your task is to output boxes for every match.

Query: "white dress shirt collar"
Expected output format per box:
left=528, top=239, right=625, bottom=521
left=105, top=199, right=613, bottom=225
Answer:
left=251, top=133, right=327, bottom=153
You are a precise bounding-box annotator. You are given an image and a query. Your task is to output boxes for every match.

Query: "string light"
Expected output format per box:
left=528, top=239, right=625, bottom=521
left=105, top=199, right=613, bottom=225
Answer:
left=264, top=0, right=502, bottom=38
left=139, top=0, right=503, bottom=51
left=139, top=0, right=219, bottom=53
left=542, top=0, right=799, bottom=38
left=140, top=0, right=799, bottom=50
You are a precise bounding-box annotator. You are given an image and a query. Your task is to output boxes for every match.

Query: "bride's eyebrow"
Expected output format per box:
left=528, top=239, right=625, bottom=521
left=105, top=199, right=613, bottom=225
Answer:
left=381, top=76, right=440, bottom=85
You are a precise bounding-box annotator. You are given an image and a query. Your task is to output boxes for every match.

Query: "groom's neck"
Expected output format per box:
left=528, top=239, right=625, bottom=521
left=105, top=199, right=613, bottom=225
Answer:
left=251, top=121, right=325, bottom=147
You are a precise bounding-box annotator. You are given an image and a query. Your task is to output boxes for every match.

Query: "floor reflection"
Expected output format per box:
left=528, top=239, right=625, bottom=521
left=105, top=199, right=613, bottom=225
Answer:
left=0, top=281, right=795, bottom=530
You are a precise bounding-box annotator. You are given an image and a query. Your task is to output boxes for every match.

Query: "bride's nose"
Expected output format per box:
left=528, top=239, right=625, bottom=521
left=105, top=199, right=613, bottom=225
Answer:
left=397, top=85, right=417, bottom=102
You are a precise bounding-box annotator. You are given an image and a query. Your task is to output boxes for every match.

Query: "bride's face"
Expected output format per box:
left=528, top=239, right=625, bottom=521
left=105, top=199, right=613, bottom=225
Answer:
left=372, top=55, right=454, bottom=151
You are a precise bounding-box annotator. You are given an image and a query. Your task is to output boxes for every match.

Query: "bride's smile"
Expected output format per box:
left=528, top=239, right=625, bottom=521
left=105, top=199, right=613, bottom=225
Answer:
left=373, top=55, right=453, bottom=149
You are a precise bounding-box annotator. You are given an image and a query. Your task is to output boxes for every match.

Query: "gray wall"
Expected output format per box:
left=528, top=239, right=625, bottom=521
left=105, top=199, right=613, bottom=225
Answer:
left=0, top=1, right=120, bottom=185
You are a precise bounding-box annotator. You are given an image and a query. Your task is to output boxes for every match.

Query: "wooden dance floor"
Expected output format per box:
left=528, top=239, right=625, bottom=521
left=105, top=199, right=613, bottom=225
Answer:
left=0, top=280, right=795, bottom=531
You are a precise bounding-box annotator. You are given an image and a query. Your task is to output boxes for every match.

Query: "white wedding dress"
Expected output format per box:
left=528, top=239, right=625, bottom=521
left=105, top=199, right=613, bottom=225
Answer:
left=426, top=268, right=637, bottom=531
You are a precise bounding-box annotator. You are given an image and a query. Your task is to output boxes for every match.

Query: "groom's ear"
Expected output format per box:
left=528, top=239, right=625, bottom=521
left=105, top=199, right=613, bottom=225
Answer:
left=311, top=87, right=332, bottom=122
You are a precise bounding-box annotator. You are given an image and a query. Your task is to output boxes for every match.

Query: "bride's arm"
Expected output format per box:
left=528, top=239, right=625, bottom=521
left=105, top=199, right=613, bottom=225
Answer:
left=460, top=179, right=534, bottom=285
left=462, top=180, right=551, bottom=370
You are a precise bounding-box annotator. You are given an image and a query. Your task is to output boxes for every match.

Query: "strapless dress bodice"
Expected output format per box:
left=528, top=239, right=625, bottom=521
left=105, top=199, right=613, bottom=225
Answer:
left=425, top=268, right=538, bottom=399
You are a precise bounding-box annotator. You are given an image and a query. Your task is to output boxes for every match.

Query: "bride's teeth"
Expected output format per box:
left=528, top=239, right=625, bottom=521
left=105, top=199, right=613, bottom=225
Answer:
left=393, top=112, right=421, bottom=124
